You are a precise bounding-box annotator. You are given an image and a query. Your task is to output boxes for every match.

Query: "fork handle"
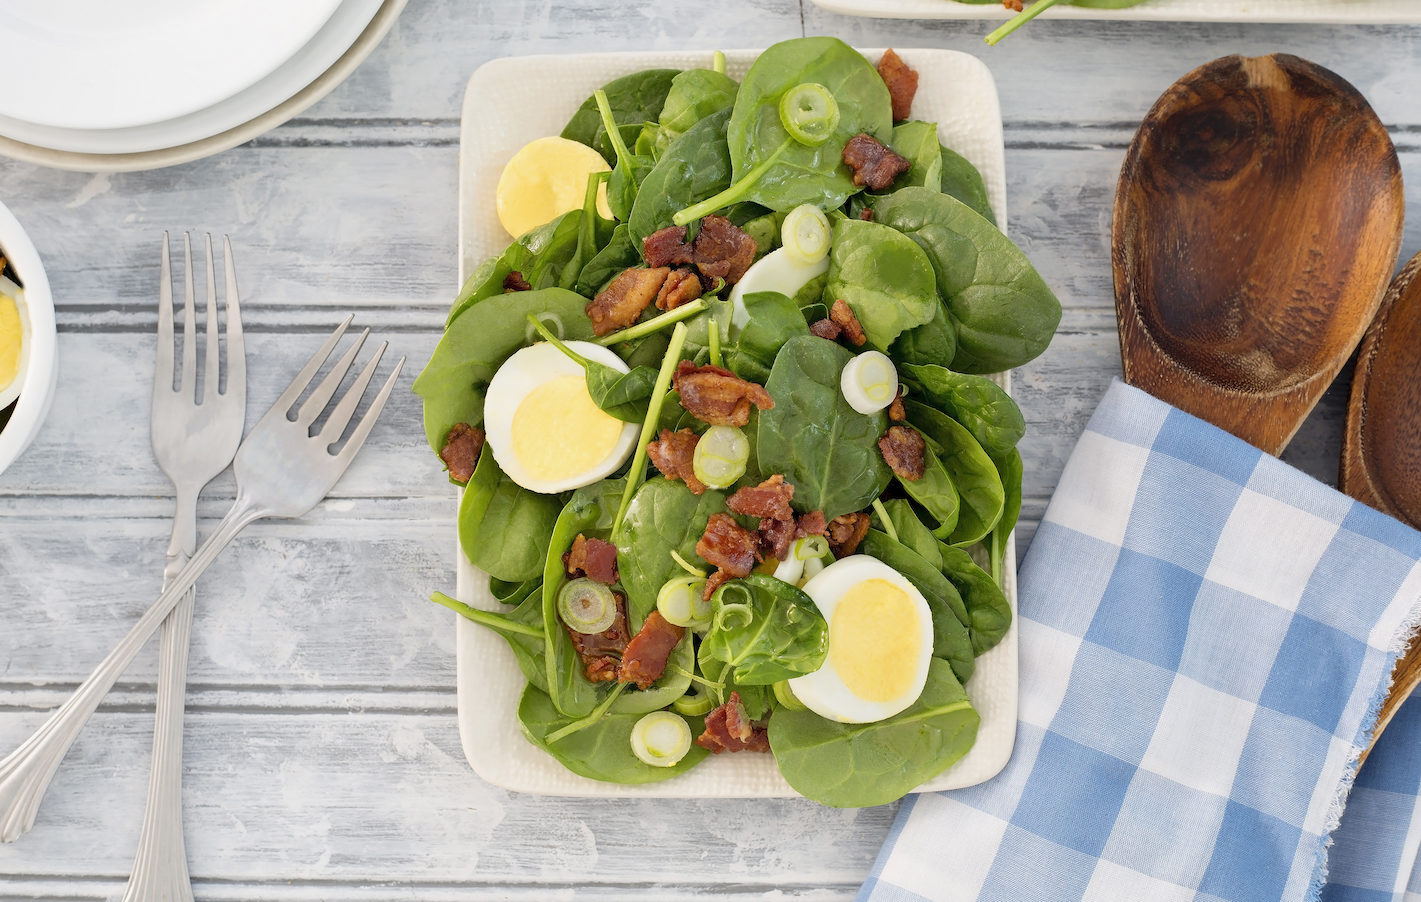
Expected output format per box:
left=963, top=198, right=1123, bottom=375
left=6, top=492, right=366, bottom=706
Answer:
left=124, top=484, right=200, bottom=902
left=0, top=496, right=264, bottom=843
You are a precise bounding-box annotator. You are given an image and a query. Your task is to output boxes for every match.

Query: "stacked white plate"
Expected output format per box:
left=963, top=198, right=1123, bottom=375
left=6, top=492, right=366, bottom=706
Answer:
left=0, top=0, right=407, bottom=171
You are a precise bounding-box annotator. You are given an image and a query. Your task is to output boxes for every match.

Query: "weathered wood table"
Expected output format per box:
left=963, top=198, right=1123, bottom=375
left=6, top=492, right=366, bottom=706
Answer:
left=1, top=1, right=1417, bottom=898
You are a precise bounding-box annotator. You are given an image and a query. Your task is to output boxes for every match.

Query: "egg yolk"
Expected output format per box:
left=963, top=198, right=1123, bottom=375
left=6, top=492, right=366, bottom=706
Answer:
left=0, top=294, right=21, bottom=389
left=495, top=136, right=614, bottom=238
left=829, top=578, right=922, bottom=703
left=511, top=375, right=623, bottom=483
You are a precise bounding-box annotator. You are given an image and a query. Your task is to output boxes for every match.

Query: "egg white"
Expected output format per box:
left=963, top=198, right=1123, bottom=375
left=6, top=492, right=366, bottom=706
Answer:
left=482, top=341, right=639, bottom=493
left=788, top=555, right=934, bottom=724
left=727, top=247, right=829, bottom=329
left=0, top=277, right=29, bottom=411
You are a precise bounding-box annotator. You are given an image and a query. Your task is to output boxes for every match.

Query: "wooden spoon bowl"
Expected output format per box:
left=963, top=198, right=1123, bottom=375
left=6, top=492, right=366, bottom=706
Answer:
left=1113, top=54, right=1404, bottom=455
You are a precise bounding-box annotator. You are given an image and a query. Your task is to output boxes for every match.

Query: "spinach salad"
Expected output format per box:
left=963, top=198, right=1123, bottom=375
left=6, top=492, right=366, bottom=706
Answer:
left=975, top=0, right=1153, bottom=45
left=416, top=38, right=1061, bottom=808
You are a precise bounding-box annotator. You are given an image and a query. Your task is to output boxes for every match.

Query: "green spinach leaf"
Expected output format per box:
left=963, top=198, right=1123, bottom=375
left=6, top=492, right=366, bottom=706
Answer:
left=652, top=67, right=739, bottom=153
left=701, top=575, right=828, bottom=685
left=575, top=223, right=640, bottom=297
left=989, top=446, right=1023, bottom=587
left=901, top=363, right=1025, bottom=459
left=870, top=499, right=942, bottom=569
left=889, top=302, right=957, bottom=368
left=629, top=107, right=734, bottom=250
left=824, top=218, right=938, bottom=350
left=431, top=591, right=547, bottom=694
left=887, top=121, right=942, bottom=190
left=562, top=69, right=681, bottom=164
left=938, top=543, right=1012, bottom=656
left=898, top=441, right=961, bottom=541
left=458, top=449, right=561, bottom=583
left=447, top=211, right=583, bottom=326
left=699, top=641, right=772, bottom=719
left=725, top=290, right=810, bottom=383
left=939, top=144, right=996, bottom=225
left=615, top=477, right=728, bottom=624
left=905, top=400, right=1005, bottom=547
left=490, top=576, right=541, bottom=606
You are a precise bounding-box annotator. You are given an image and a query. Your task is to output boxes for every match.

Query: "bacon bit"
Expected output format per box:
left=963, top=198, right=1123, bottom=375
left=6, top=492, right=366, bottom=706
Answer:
left=439, top=423, right=485, bottom=485
left=647, top=428, right=707, bottom=495
left=643, top=225, right=693, bottom=268
left=1003, top=0, right=1024, bottom=9
left=888, top=389, right=906, bottom=423
left=830, top=299, right=868, bottom=347
left=827, top=512, right=872, bottom=557
left=697, top=692, right=771, bottom=754
left=809, top=318, right=842, bottom=341
left=859, top=206, right=875, bottom=222
left=566, top=594, right=629, bottom=683
left=642, top=216, right=758, bottom=286
left=843, top=134, right=912, bottom=191
left=656, top=267, right=704, bottom=311
left=696, top=513, right=759, bottom=577
left=703, top=568, right=734, bottom=601
left=877, top=49, right=920, bottom=122
left=586, top=266, right=670, bottom=336
left=563, top=534, right=619, bottom=585
left=674, top=360, right=774, bottom=427
left=758, top=515, right=797, bottom=561
left=503, top=270, right=532, bottom=292
left=880, top=425, right=927, bottom=481
left=796, top=510, right=828, bottom=538
left=618, top=611, right=685, bottom=689
left=727, top=474, right=795, bottom=521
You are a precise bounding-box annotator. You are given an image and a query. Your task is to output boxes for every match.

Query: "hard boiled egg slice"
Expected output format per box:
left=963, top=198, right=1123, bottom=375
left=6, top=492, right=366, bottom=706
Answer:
left=483, top=341, right=639, bottom=493
left=727, top=247, right=829, bottom=329
left=789, top=555, right=934, bottom=724
left=495, top=136, right=614, bottom=239
left=0, top=275, right=29, bottom=410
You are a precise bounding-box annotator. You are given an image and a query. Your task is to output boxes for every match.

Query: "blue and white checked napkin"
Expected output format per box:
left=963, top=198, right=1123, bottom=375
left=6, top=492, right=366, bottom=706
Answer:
left=860, top=380, right=1421, bottom=902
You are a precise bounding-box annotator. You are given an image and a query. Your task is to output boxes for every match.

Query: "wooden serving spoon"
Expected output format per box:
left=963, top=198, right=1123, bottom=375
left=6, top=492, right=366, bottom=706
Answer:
left=1342, top=251, right=1421, bottom=762
left=1113, top=53, right=1404, bottom=456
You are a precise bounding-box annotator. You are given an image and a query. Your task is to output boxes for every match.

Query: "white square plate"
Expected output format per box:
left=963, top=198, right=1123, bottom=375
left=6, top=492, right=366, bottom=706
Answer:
left=809, top=0, right=1421, bottom=23
left=454, top=48, right=1018, bottom=799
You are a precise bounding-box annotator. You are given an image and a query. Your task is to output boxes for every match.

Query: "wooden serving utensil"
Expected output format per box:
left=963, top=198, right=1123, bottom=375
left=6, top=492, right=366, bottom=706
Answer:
left=1113, top=54, right=1404, bottom=456
left=1342, top=252, right=1421, bottom=761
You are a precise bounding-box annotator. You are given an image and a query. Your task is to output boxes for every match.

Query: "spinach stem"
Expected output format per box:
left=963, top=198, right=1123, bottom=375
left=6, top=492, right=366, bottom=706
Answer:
left=712, top=50, right=726, bottom=75
left=872, top=498, right=898, bottom=543
left=527, top=314, right=591, bottom=367
left=707, top=317, right=722, bottom=368
left=670, top=662, right=724, bottom=691
left=985, top=0, right=1065, bottom=44
left=990, top=530, right=1005, bottom=590
left=594, top=298, right=707, bottom=346
left=670, top=549, right=707, bottom=577
left=429, top=592, right=544, bottom=638
left=593, top=89, right=635, bottom=169
left=673, top=138, right=793, bottom=226
left=545, top=682, right=628, bottom=743
left=610, top=322, right=690, bottom=544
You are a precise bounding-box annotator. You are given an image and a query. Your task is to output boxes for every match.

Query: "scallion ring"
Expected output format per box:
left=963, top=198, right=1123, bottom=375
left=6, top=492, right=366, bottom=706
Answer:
left=692, top=425, right=749, bottom=490
left=672, top=683, right=715, bottom=716
left=773, top=679, right=807, bottom=711
left=778, top=83, right=840, bottom=147
left=657, top=575, right=711, bottom=629
left=556, top=578, right=618, bottom=634
left=630, top=711, right=693, bottom=767
left=780, top=204, right=831, bottom=266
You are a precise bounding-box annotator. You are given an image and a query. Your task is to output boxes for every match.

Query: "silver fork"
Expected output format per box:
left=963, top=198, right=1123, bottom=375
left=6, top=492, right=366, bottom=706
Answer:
left=124, top=233, right=247, bottom=902
left=0, top=316, right=403, bottom=843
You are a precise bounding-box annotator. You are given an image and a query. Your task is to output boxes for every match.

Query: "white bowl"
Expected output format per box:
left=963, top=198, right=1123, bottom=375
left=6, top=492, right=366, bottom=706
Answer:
left=0, top=201, right=58, bottom=477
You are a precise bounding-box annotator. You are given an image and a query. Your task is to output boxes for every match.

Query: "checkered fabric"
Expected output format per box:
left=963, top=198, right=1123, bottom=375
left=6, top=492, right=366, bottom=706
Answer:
left=859, top=380, right=1421, bottom=902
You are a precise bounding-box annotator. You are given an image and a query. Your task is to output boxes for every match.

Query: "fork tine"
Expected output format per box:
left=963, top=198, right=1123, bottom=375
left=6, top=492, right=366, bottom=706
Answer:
left=180, top=234, right=197, bottom=401
left=318, top=341, right=387, bottom=445
left=335, top=357, right=405, bottom=467
left=269, top=315, right=354, bottom=418
left=155, top=233, right=174, bottom=393
left=223, top=236, right=245, bottom=403
left=203, top=234, right=219, bottom=403
left=295, top=329, right=369, bottom=428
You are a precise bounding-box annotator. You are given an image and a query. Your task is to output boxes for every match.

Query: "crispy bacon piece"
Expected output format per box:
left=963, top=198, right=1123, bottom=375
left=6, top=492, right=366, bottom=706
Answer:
left=858, top=206, right=874, bottom=222
left=703, top=568, right=734, bottom=601
left=619, top=611, right=685, bottom=689
left=843, top=134, right=912, bottom=191
left=827, top=512, right=872, bottom=558
left=696, top=692, right=771, bottom=754
left=810, top=318, right=842, bottom=341
left=647, top=428, right=707, bottom=495
left=439, top=423, right=485, bottom=485
left=586, top=266, right=670, bottom=336
left=758, top=515, right=797, bottom=561
left=880, top=425, right=927, bottom=481
left=797, top=510, right=828, bottom=538
left=642, top=216, right=758, bottom=286
left=1004, top=0, right=1024, bottom=9
left=656, top=267, right=704, bottom=311
left=888, top=389, right=906, bottom=423
left=697, top=513, right=759, bottom=577
left=566, top=593, right=629, bottom=683
left=727, top=474, right=795, bottom=521
left=503, top=270, right=532, bottom=292
left=674, top=361, right=774, bottom=427
left=831, top=299, right=868, bottom=347
left=877, top=49, right=919, bottom=122
left=563, top=534, right=619, bottom=585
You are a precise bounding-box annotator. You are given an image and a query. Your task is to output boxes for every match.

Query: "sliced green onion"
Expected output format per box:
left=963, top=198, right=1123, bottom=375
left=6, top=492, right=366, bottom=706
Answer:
left=673, top=684, right=715, bottom=716
left=802, top=554, right=827, bottom=582
left=774, top=679, right=807, bottom=711
left=692, top=425, right=749, bottom=489
left=707, top=317, right=722, bottom=368
left=712, top=50, right=726, bottom=75
left=557, top=578, right=618, bottom=634
left=657, top=575, right=711, bottom=629
left=524, top=312, right=566, bottom=345
left=872, top=498, right=898, bottom=543
left=610, top=322, right=690, bottom=544
left=630, top=711, right=693, bottom=767
left=670, top=549, right=706, bottom=577
left=796, top=534, right=829, bottom=560
left=780, top=204, right=831, bottom=266
left=841, top=350, right=898, bottom=415
left=778, top=83, right=840, bottom=147
left=772, top=534, right=833, bottom=586
left=594, top=298, right=707, bottom=347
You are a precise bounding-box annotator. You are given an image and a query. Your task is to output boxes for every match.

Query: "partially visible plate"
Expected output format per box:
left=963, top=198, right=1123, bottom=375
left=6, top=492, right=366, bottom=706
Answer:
left=453, top=48, right=1020, bottom=799
left=0, top=0, right=343, bottom=129
left=809, top=0, right=1421, bottom=22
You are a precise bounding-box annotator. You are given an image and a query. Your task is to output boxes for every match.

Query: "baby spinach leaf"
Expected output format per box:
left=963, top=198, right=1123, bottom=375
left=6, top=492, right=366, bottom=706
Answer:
left=430, top=591, right=547, bottom=694
left=615, top=477, right=728, bottom=624
left=859, top=530, right=973, bottom=686
left=575, top=223, right=640, bottom=297
left=906, top=400, right=1005, bottom=547
left=447, top=211, right=583, bottom=326
left=871, top=186, right=1061, bottom=374
left=724, top=290, right=809, bottom=383
left=701, top=575, right=828, bottom=685
left=653, top=67, right=739, bottom=153
left=938, top=543, right=1013, bottom=656
left=755, top=335, right=891, bottom=521
left=699, top=641, right=772, bottom=719
left=871, top=499, right=942, bottom=570
left=886, top=121, right=942, bottom=190
left=518, top=684, right=709, bottom=784
left=889, top=302, right=957, bottom=368
left=458, top=449, right=562, bottom=584
left=824, top=218, right=937, bottom=350
left=629, top=107, right=734, bottom=251
left=989, top=446, right=1023, bottom=587
left=769, top=658, right=979, bottom=807
left=586, top=363, right=658, bottom=423
left=897, top=442, right=960, bottom=542
left=900, top=363, right=1025, bottom=459
left=939, top=144, right=996, bottom=225
left=490, top=576, right=541, bottom=606
left=562, top=69, right=681, bottom=164
left=414, top=287, right=596, bottom=453
left=611, top=633, right=695, bottom=715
